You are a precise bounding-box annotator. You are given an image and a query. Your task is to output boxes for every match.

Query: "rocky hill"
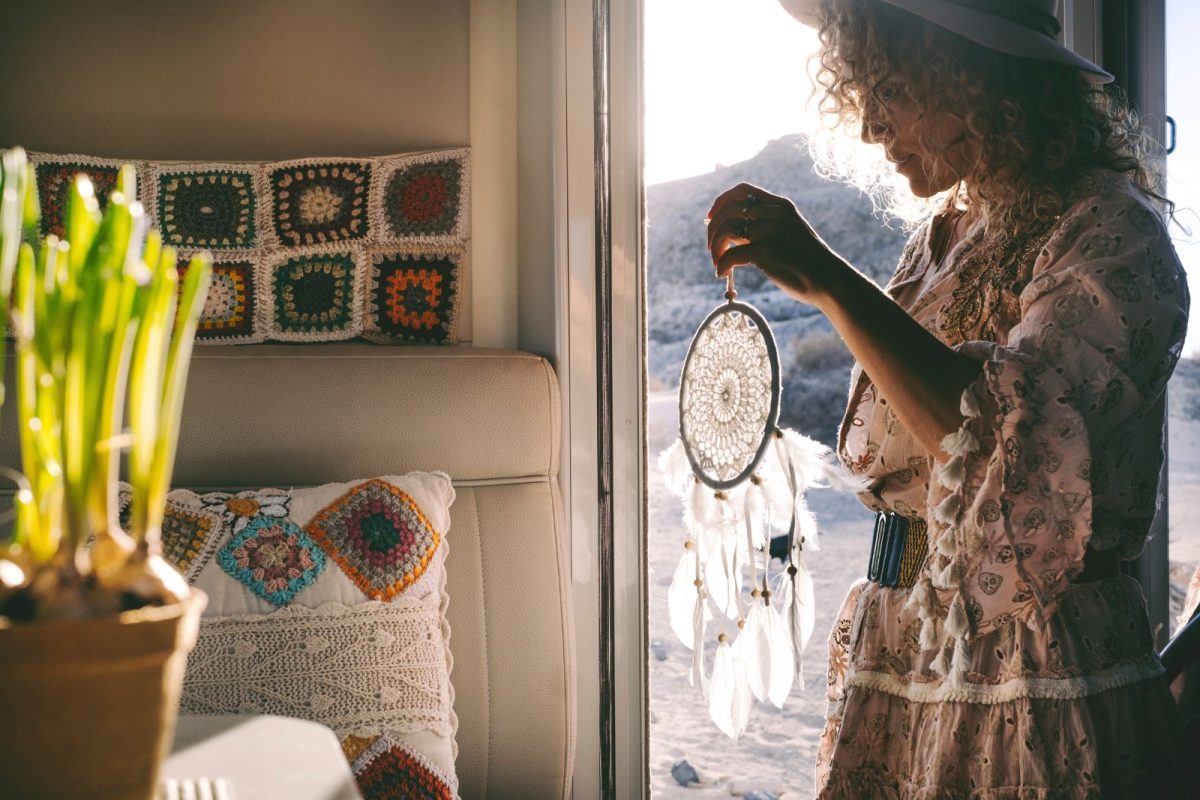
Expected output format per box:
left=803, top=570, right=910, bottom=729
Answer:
left=647, top=134, right=910, bottom=444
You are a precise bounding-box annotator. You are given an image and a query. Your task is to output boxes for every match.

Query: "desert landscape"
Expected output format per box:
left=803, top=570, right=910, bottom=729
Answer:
left=645, top=137, right=1200, bottom=798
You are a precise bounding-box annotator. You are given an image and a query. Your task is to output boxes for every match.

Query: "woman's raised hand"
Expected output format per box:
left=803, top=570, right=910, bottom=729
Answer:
left=705, top=182, right=848, bottom=308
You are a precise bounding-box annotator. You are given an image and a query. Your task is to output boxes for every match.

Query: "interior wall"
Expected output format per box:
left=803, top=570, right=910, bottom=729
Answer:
left=0, top=0, right=469, bottom=159
left=0, top=0, right=529, bottom=348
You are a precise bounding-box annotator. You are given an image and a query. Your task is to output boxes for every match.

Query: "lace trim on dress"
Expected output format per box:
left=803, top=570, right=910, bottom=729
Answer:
left=846, top=652, right=1164, bottom=705
left=180, top=600, right=453, bottom=738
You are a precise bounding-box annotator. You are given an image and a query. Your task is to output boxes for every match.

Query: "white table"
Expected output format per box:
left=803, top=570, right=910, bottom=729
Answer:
left=164, top=715, right=362, bottom=800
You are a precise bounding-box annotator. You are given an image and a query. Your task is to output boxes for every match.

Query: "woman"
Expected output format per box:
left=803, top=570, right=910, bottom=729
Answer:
left=706, top=0, right=1190, bottom=796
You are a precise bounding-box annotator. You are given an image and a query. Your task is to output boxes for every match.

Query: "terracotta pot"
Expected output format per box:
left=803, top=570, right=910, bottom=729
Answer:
left=0, top=591, right=207, bottom=800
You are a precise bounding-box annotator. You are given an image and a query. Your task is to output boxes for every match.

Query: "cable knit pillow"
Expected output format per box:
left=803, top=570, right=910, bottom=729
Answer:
left=148, top=473, right=459, bottom=800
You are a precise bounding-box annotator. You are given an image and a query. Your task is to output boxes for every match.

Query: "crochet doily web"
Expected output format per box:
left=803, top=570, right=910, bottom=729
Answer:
left=680, top=308, right=774, bottom=484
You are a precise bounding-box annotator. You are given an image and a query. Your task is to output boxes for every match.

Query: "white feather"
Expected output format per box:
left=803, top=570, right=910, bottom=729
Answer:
left=794, top=556, right=816, bottom=650
left=793, top=496, right=820, bottom=552
left=682, top=479, right=706, bottom=537
left=775, top=556, right=816, bottom=687
left=738, top=602, right=772, bottom=703
left=705, top=534, right=741, bottom=620
left=743, top=482, right=767, bottom=552
left=936, top=530, right=958, bottom=558
left=708, top=638, right=752, bottom=741
left=689, top=588, right=709, bottom=696
left=761, top=475, right=794, bottom=536
left=657, top=439, right=695, bottom=497
left=687, top=482, right=730, bottom=535
left=765, top=603, right=796, bottom=708
left=782, top=428, right=870, bottom=493
left=668, top=550, right=698, bottom=648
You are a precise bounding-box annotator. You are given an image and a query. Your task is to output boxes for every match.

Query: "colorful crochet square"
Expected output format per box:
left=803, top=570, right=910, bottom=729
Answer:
left=34, top=161, right=121, bottom=239
left=270, top=162, right=370, bottom=246
left=382, top=158, right=463, bottom=239
left=353, top=739, right=454, bottom=800
left=367, top=252, right=458, bottom=344
left=270, top=253, right=357, bottom=338
left=218, top=515, right=327, bottom=606
left=305, top=479, right=441, bottom=601
left=157, top=170, right=256, bottom=249
left=160, top=502, right=225, bottom=581
left=185, top=260, right=257, bottom=342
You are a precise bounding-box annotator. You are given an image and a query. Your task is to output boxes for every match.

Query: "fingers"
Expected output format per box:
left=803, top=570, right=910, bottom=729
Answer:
left=704, top=182, right=785, bottom=226
left=706, top=202, right=789, bottom=256
left=714, top=242, right=756, bottom=279
left=705, top=183, right=760, bottom=222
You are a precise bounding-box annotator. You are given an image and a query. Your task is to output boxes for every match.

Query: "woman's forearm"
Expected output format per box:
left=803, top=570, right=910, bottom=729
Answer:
left=815, top=259, right=979, bottom=459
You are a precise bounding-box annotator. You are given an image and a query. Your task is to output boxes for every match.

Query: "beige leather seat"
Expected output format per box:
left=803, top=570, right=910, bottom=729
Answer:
left=3, top=345, right=577, bottom=799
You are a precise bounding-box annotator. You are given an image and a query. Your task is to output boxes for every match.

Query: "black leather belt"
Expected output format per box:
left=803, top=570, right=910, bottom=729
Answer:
left=867, top=512, right=929, bottom=589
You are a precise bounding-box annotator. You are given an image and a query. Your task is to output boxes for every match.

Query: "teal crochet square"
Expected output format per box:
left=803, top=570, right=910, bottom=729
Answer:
left=218, top=515, right=327, bottom=606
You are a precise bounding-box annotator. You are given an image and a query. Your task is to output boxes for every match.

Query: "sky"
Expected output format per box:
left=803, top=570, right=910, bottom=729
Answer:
left=645, top=0, right=1200, bottom=355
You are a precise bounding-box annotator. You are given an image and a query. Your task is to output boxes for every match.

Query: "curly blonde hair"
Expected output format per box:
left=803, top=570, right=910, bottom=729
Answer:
left=806, top=0, right=1167, bottom=239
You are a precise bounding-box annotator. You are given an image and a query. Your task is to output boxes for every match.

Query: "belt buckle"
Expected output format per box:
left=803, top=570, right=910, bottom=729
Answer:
left=879, top=514, right=909, bottom=588
left=867, top=513, right=887, bottom=582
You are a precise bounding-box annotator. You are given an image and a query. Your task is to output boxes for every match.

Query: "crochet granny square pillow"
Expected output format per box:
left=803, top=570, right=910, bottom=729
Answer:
left=146, top=472, right=459, bottom=800
left=29, top=149, right=469, bottom=345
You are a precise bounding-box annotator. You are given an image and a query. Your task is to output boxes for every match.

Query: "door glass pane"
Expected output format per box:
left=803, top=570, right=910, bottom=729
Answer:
left=645, top=1, right=898, bottom=794
left=1167, top=0, right=1200, bottom=634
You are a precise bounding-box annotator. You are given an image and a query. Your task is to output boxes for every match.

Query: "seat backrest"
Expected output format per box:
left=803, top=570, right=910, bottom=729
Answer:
left=2, top=344, right=576, bottom=799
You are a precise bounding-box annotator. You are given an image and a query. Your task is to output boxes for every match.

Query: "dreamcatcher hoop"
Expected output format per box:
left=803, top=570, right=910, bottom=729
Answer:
left=660, top=273, right=864, bottom=741
left=678, top=297, right=780, bottom=491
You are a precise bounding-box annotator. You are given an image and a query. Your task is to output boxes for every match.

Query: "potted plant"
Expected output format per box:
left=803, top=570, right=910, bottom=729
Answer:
left=0, top=147, right=213, bottom=800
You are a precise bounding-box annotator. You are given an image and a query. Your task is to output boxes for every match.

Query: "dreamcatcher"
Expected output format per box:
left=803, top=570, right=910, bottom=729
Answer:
left=658, top=274, right=863, bottom=740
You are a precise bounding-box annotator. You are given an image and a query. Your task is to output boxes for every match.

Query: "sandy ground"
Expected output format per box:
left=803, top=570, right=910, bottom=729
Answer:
left=648, top=380, right=1200, bottom=798
left=1168, top=375, right=1200, bottom=627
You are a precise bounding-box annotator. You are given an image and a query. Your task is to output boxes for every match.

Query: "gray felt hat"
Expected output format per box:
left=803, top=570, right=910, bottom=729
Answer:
left=779, top=0, right=1113, bottom=83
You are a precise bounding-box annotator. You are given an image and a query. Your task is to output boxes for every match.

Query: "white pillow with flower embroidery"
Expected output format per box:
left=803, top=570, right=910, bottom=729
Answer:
left=140, top=472, right=460, bottom=800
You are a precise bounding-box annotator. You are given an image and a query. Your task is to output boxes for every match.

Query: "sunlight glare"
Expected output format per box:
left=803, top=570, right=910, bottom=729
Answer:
left=644, top=0, right=820, bottom=186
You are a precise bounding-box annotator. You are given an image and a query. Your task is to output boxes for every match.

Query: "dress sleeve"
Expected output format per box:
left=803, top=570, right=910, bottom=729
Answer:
left=919, top=182, right=1188, bottom=655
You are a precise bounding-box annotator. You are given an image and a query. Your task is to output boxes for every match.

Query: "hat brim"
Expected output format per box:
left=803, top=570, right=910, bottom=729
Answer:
left=778, top=0, right=1113, bottom=83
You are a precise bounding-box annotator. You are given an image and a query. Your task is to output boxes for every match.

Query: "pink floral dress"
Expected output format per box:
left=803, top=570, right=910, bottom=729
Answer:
left=818, top=171, right=1191, bottom=798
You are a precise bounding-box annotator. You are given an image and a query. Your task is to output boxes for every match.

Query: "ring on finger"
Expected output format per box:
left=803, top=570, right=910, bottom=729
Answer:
left=732, top=218, right=751, bottom=239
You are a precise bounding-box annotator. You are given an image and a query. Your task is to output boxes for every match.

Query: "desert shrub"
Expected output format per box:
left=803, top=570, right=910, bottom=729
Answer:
left=778, top=368, right=852, bottom=447
left=790, top=329, right=853, bottom=372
